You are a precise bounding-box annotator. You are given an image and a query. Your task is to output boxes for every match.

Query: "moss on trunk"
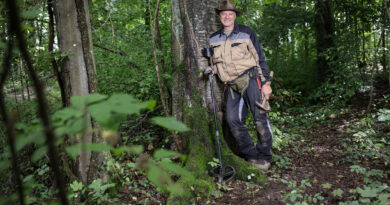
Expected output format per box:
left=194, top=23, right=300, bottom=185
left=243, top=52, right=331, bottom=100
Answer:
left=167, top=103, right=266, bottom=204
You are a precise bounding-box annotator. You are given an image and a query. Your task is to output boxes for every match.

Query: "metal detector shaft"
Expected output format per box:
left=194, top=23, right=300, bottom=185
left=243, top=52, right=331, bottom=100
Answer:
left=207, top=72, right=224, bottom=171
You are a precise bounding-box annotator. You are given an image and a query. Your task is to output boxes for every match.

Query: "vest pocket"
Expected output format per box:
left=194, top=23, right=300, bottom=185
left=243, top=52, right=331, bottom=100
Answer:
left=212, top=45, right=223, bottom=63
left=231, top=43, right=249, bottom=61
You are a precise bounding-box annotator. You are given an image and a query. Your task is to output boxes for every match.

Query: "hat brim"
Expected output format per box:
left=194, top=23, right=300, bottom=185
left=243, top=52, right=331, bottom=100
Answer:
left=215, top=8, right=242, bottom=16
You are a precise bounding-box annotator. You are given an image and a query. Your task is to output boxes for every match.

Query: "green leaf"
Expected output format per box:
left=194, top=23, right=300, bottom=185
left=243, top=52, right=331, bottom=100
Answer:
left=65, top=144, right=82, bottom=159
left=332, top=188, right=344, bottom=197
left=0, top=160, right=10, bottom=172
left=65, top=143, right=112, bottom=159
left=126, top=162, right=136, bottom=168
left=100, top=183, right=115, bottom=191
left=23, top=175, right=34, bottom=183
left=159, top=161, right=194, bottom=180
left=70, top=181, right=84, bottom=192
left=52, top=107, right=83, bottom=122
left=70, top=95, right=88, bottom=109
left=0, top=41, right=6, bottom=50
left=70, top=94, right=107, bottom=109
left=21, top=10, right=41, bottom=19
left=147, top=163, right=172, bottom=193
left=145, top=100, right=156, bottom=110
left=106, top=94, right=145, bottom=115
left=15, top=134, right=38, bottom=152
left=48, top=201, right=61, bottom=205
left=378, top=111, right=390, bottom=121
left=153, top=149, right=181, bottom=160
left=84, top=93, right=108, bottom=105
left=321, top=183, right=332, bottom=189
left=378, top=193, right=390, bottom=205
left=356, top=186, right=379, bottom=198
left=88, top=102, right=116, bottom=128
left=88, top=179, right=102, bottom=190
left=151, top=117, right=190, bottom=132
left=166, top=183, right=184, bottom=195
left=31, top=146, right=47, bottom=162
left=85, top=143, right=112, bottom=152
left=112, top=145, right=143, bottom=156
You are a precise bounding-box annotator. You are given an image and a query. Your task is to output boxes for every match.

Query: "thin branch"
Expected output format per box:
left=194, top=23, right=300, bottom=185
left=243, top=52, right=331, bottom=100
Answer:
left=110, top=16, right=115, bottom=44
left=47, top=0, right=66, bottom=107
left=4, top=0, right=68, bottom=204
left=126, top=109, right=154, bottom=135
left=367, top=30, right=384, bottom=111
left=0, top=38, right=25, bottom=205
left=151, top=0, right=169, bottom=117
left=155, top=6, right=171, bottom=99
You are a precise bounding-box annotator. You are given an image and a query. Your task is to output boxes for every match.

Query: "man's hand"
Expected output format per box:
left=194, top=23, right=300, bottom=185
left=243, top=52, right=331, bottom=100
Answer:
left=261, top=84, right=272, bottom=100
left=205, top=66, right=213, bottom=74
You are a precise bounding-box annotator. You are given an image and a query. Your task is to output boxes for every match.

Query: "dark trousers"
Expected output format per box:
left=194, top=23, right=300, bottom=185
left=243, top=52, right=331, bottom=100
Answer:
left=225, top=77, right=273, bottom=162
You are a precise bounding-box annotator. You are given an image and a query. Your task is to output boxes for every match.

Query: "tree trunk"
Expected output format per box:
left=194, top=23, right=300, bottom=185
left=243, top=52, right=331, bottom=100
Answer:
left=170, top=0, right=266, bottom=203
left=385, top=0, right=390, bottom=86
left=54, top=0, right=102, bottom=185
left=47, top=0, right=66, bottom=107
left=314, top=0, right=335, bottom=82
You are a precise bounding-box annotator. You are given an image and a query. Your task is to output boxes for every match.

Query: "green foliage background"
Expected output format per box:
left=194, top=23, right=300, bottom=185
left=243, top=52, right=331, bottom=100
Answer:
left=0, top=0, right=389, bottom=204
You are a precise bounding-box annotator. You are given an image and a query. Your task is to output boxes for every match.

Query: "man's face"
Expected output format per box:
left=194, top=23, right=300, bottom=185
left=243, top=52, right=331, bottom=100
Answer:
left=219, top=10, right=236, bottom=28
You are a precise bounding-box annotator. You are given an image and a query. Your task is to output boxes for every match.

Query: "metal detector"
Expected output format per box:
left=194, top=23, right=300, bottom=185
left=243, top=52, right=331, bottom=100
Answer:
left=203, top=47, right=236, bottom=184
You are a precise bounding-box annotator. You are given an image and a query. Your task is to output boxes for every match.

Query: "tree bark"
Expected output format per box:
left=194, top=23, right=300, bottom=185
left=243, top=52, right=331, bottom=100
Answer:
left=4, top=0, right=69, bottom=203
left=47, top=0, right=66, bottom=107
left=0, top=39, right=25, bottom=205
left=314, top=0, right=335, bottom=82
left=170, top=0, right=266, bottom=202
left=367, top=31, right=383, bottom=111
left=385, top=0, right=390, bottom=86
left=54, top=0, right=102, bottom=185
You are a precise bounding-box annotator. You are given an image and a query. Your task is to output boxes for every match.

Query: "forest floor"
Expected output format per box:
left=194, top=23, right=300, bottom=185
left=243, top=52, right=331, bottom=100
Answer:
left=209, top=110, right=389, bottom=205
left=119, top=107, right=389, bottom=205
left=117, top=88, right=390, bottom=205
left=206, top=85, right=390, bottom=205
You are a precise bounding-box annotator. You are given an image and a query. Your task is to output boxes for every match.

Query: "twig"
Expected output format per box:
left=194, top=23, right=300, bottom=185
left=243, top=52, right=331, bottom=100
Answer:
left=151, top=0, right=169, bottom=117
left=4, top=0, right=68, bottom=204
left=151, top=0, right=181, bottom=152
left=127, top=109, right=154, bottom=135
left=0, top=38, right=25, bottom=205
left=110, top=16, right=115, bottom=44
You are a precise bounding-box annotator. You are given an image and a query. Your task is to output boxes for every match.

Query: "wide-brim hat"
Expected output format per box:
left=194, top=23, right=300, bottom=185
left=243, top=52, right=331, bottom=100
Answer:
left=215, top=0, right=242, bottom=16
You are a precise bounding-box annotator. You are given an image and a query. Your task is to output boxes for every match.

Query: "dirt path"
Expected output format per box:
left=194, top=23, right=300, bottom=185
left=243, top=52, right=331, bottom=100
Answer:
left=209, top=113, right=389, bottom=204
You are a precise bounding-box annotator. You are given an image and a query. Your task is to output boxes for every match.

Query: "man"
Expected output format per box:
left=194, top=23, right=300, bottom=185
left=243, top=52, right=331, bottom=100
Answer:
left=206, top=0, right=273, bottom=171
